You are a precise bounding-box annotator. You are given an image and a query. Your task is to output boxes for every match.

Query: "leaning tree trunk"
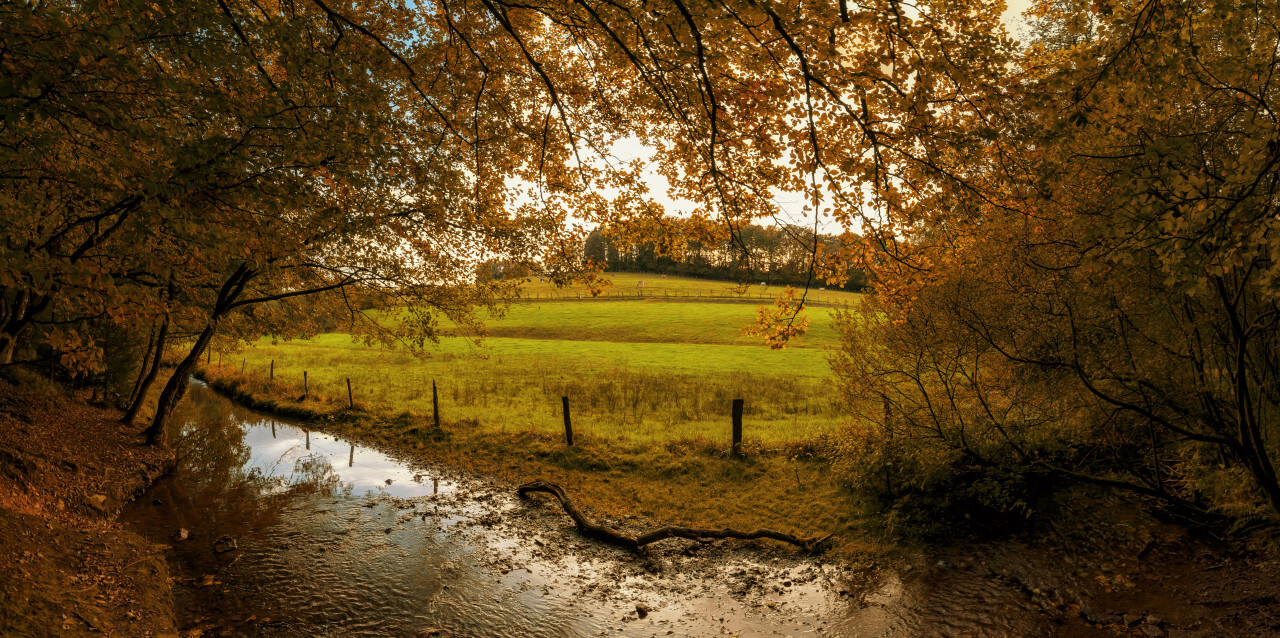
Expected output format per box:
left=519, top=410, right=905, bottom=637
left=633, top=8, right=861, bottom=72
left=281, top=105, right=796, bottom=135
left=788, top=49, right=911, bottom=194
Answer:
left=142, top=323, right=214, bottom=446
left=126, top=321, right=158, bottom=407
left=122, top=317, right=168, bottom=425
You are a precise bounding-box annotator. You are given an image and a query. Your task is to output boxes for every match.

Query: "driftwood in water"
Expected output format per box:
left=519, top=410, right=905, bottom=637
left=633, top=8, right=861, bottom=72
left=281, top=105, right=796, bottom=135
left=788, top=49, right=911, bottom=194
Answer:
left=516, top=480, right=831, bottom=552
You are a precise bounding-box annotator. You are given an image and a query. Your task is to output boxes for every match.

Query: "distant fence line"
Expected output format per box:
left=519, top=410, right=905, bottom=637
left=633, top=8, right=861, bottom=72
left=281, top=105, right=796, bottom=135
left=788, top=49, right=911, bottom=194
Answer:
left=520, top=289, right=843, bottom=305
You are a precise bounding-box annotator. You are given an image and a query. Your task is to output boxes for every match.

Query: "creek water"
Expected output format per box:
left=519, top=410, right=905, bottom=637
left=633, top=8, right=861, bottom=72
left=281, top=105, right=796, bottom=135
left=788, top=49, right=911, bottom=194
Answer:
left=121, top=380, right=1058, bottom=637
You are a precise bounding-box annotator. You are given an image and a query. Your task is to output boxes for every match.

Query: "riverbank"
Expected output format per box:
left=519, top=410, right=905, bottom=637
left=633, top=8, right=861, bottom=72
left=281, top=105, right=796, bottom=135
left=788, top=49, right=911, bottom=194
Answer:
left=194, top=364, right=868, bottom=556
left=0, top=370, right=177, bottom=637
left=195, top=364, right=1280, bottom=636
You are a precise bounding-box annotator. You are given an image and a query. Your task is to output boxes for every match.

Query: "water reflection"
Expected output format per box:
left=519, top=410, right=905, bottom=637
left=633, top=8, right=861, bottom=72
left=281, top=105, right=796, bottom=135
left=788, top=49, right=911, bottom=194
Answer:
left=121, top=379, right=1052, bottom=638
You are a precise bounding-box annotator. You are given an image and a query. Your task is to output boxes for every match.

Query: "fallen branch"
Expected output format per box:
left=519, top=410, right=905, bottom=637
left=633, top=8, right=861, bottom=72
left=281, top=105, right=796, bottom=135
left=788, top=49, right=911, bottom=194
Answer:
left=516, top=480, right=832, bottom=552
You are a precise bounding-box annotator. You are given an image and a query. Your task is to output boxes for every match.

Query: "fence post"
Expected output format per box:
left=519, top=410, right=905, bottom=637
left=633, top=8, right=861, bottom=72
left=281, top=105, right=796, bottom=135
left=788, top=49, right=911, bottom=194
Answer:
left=303, top=371, right=308, bottom=399
left=432, top=379, right=440, bottom=429
left=731, top=398, right=744, bottom=457
left=347, top=378, right=354, bottom=408
left=242, top=358, right=245, bottom=373
left=562, top=396, right=574, bottom=446
left=270, top=359, right=274, bottom=380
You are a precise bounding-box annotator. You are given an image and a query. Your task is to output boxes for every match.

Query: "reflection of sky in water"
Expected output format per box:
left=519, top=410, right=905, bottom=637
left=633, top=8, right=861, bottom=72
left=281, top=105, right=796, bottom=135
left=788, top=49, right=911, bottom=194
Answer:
left=241, top=418, right=441, bottom=498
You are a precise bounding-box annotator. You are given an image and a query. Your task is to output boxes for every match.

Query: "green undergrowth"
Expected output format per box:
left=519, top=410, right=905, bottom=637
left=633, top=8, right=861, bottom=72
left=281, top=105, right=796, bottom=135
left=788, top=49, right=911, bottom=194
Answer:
left=195, top=366, right=871, bottom=555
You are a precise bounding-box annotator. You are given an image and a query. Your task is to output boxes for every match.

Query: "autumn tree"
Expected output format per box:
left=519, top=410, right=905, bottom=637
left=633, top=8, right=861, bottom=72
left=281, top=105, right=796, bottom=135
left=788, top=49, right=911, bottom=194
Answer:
left=1, top=0, right=598, bottom=443
left=833, top=0, right=1280, bottom=529
left=3, top=0, right=1021, bottom=447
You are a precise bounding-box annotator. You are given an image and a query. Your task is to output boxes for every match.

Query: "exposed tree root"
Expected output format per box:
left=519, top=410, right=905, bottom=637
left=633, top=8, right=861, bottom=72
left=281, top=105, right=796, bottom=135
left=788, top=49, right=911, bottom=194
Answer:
left=517, top=480, right=832, bottom=553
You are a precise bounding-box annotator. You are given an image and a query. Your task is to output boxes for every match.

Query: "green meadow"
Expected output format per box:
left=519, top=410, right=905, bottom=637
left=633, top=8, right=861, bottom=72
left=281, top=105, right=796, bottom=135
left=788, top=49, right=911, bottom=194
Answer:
left=219, top=276, right=859, bottom=447
left=518, top=271, right=862, bottom=306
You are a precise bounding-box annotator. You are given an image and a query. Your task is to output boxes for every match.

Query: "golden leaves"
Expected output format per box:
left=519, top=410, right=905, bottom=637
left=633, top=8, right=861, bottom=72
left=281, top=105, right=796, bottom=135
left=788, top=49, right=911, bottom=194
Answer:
left=740, top=285, right=810, bottom=349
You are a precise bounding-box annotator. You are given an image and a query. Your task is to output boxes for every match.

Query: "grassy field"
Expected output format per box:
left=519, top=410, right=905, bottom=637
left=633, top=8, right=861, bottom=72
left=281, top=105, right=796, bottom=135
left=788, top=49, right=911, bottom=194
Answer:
left=468, top=298, right=845, bottom=349
left=216, top=274, right=857, bottom=446
left=518, top=272, right=863, bottom=306
left=195, top=274, right=868, bottom=549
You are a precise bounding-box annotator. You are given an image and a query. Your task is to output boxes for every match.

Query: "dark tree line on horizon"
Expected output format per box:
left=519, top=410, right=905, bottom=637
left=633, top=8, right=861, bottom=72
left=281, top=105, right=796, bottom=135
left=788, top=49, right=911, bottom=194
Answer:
left=580, top=226, right=867, bottom=290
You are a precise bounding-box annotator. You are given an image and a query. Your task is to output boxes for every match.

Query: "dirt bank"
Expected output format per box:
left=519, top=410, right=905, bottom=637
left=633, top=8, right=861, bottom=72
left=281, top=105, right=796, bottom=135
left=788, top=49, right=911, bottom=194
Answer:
left=0, top=371, right=177, bottom=637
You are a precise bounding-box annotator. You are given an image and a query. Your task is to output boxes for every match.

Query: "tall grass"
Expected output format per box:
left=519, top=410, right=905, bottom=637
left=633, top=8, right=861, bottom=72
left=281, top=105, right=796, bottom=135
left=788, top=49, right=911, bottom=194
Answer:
left=216, top=334, right=843, bottom=447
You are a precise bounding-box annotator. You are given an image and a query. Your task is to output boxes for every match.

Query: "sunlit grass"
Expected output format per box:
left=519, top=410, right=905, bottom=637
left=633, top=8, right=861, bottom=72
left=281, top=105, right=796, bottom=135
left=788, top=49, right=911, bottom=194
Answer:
left=517, top=271, right=863, bottom=307
left=218, top=331, right=843, bottom=446
left=467, top=299, right=846, bottom=349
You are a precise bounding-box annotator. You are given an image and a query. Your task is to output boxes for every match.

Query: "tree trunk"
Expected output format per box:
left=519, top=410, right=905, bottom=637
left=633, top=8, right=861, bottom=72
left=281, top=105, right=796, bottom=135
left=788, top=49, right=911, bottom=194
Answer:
left=143, top=323, right=213, bottom=446
left=126, top=321, right=159, bottom=408
left=0, top=288, right=32, bottom=365
left=122, top=318, right=169, bottom=425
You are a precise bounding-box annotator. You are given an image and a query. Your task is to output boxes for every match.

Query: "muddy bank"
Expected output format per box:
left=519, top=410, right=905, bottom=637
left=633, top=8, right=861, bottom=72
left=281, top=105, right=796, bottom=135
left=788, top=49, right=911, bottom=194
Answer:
left=0, top=373, right=177, bottom=637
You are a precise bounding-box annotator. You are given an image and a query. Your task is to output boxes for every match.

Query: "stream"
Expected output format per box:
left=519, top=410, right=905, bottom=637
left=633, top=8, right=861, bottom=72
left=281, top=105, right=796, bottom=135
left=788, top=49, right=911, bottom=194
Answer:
left=121, top=380, right=1066, bottom=637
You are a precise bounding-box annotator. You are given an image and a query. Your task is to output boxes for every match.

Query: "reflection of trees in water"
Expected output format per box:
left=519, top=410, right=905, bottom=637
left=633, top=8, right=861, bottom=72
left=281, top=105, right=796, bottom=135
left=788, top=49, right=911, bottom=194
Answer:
left=166, top=384, right=294, bottom=533
left=168, top=385, right=354, bottom=522
left=287, top=452, right=345, bottom=497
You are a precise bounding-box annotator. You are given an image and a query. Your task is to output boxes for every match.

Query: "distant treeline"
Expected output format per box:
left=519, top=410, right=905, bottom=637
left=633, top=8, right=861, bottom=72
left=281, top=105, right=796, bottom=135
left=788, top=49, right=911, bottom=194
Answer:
left=580, top=225, right=866, bottom=291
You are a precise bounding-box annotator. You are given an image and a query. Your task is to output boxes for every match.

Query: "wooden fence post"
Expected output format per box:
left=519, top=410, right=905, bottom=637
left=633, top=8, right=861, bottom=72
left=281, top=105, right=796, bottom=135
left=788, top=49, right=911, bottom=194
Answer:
left=303, top=371, right=308, bottom=399
left=731, top=398, right=744, bottom=457
left=270, top=359, right=274, bottom=380
left=432, top=379, right=440, bottom=429
left=347, top=378, right=354, bottom=408
left=241, top=358, right=245, bottom=373
left=562, top=396, right=574, bottom=446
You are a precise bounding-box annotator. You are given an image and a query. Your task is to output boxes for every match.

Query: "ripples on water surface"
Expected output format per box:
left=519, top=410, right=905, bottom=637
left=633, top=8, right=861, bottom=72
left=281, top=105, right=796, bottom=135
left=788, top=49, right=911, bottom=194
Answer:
left=122, top=380, right=1055, bottom=637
